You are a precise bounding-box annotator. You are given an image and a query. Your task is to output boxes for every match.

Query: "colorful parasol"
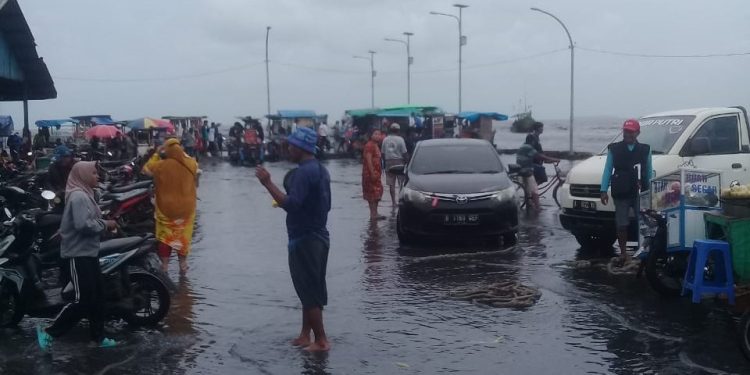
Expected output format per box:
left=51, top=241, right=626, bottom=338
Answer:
left=126, top=117, right=175, bottom=133
left=85, top=125, right=122, bottom=139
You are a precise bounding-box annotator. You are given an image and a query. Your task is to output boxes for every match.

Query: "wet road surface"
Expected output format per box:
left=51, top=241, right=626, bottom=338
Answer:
left=2, top=158, right=750, bottom=374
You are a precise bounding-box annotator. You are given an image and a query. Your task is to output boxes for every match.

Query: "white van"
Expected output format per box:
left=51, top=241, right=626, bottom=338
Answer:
left=558, top=106, right=750, bottom=248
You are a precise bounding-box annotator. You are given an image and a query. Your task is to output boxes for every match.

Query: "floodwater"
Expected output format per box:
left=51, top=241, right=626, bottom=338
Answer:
left=2, top=126, right=750, bottom=374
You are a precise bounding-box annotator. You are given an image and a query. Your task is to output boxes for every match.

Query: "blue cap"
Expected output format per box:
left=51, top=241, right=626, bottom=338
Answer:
left=287, top=127, right=318, bottom=154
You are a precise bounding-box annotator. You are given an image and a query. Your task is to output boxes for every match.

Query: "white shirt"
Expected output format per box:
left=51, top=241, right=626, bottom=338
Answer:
left=381, top=134, right=407, bottom=161
left=318, top=124, right=329, bottom=137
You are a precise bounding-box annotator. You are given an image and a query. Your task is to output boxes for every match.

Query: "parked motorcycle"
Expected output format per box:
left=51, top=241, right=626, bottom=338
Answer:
left=638, top=210, right=689, bottom=297
left=0, top=208, right=171, bottom=328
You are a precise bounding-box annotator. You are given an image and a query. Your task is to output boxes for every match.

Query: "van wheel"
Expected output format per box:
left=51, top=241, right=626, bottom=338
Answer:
left=502, top=232, right=517, bottom=246
left=574, top=232, right=616, bottom=250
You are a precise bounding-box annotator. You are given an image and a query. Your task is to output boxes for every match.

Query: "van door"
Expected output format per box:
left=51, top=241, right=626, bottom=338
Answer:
left=681, top=114, right=750, bottom=186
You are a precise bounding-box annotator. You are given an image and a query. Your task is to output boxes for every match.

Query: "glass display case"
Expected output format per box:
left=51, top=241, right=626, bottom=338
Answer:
left=650, top=168, right=722, bottom=252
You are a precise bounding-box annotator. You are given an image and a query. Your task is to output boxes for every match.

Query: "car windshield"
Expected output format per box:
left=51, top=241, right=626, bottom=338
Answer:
left=601, top=115, right=696, bottom=155
left=410, top=143, right=503, bottom=175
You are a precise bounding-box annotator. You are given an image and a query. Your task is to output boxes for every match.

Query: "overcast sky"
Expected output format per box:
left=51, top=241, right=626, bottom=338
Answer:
left=2, top=0, right=749, bottom=127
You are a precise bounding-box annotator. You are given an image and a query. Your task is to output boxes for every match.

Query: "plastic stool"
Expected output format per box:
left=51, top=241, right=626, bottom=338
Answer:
left=682, top=239, right=735, bottom=305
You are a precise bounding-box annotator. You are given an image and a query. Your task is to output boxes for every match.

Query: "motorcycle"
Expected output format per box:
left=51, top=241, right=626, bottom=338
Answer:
left=638, top=209, right=690, bottom=297
left=0, top=208, right=172, bottom=328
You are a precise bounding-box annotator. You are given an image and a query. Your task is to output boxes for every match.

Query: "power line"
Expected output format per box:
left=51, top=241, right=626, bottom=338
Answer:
left=577, top=46, right=750, bottom=58
left=414, top=48, right=569, bottom=74
left=53, top=61, right=265, bottom=82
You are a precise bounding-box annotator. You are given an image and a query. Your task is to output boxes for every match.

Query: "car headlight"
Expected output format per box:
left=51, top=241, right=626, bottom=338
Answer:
left=493, top=186, right=517, bottom=203
left=401, top=186, right=430, bottom=204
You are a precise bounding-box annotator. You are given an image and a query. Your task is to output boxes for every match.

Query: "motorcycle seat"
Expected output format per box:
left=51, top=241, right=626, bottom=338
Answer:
left=36, top=213, right=62, bottom=228
left=108, top=180, right=152, bottom=193
left=104, top=188, right=149, bottom=203
left=99, top=236, right=146, bottom=257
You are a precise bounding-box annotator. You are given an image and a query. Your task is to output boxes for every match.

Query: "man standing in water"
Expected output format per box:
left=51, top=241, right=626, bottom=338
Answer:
left=255, top=127, right=332, bottom=352
left=600, top=119, right=652, bottom=264
left=381, top=123, right=408, bottom=206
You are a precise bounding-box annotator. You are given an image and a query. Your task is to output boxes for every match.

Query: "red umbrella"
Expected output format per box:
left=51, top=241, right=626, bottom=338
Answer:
left=85, top=125, right=122, bottom=139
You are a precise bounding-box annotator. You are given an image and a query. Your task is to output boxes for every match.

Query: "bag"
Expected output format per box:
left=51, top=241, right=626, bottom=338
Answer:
left=610, top=169, right=637, bottom=199
left=533, top=164, right=548, bottom=184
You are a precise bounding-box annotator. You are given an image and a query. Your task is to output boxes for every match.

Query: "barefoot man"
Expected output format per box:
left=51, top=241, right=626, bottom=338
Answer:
left=255, top=127, right=332, bottom=352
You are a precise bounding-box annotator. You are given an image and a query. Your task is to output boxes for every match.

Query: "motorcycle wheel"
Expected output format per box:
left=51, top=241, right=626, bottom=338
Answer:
left=645, top=248, right=686, bottom=297
left=0, top=283, right=24, bottom=327
left=739, top=310, right=750, bottom=360
left=124, top=272, right=170, bottom=326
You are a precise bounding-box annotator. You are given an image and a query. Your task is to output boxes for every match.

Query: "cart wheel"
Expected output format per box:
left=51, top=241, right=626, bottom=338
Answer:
left=739, top=310, right=750, bottom=360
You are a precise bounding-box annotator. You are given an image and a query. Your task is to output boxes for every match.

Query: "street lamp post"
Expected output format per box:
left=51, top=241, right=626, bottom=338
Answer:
left=354, top=51, right=377, bottom=108
left=430, top=4, right=468, bottom=113
left=384, top=31, right=414, bottom=104
left=265, top=26, right=272, bottom=118
left=531, top=7, right=575, bottom=154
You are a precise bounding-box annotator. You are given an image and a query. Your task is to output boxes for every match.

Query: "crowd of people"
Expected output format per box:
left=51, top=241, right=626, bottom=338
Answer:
left=33, top=135, right=200, bottom=350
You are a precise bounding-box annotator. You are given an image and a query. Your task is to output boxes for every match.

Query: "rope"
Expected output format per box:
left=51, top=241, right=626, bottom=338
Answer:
left=450, top=281, right=541, bottom=309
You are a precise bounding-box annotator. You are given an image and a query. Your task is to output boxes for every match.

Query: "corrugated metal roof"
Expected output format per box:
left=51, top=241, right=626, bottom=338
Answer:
left=0, top=0, right=56, bottom=101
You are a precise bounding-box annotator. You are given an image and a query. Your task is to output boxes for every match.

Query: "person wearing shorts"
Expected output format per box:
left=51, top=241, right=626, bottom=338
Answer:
left=255, top=127, right=332, bottom=352
left=516, top=137, right=558, bottom=209
left=601, top=119, right=652, bottom=263
left=381, top=123, right=408, bottom=206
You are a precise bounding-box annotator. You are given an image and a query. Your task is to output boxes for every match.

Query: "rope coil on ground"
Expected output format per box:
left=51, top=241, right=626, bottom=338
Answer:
left=450, top=281, right=541, bottom=309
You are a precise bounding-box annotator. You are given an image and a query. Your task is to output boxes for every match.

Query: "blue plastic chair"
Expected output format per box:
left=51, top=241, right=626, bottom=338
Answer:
left=682, top=239, right=735, bottom=304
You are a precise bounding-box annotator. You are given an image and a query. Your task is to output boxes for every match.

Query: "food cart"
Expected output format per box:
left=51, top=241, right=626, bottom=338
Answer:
left=375, top=105, right=445, bottom=139
left=456, top=111, right=508, bottom=144
left=645, top=169, right=750, bottom=359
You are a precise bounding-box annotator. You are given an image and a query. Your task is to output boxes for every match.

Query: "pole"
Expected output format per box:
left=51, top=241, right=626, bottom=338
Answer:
left=458, top=7, right=463, bottom=113
left=569, top=43, right=575, bottom=155
left=369, top=51, right=376, bottom=108
left=405, top=32, right=413, bottom=104
left=430, top=5, right=467, bottom=113
left=265, top=26, right=271, bottom=118
left=530, top=7, right=574, bottom=153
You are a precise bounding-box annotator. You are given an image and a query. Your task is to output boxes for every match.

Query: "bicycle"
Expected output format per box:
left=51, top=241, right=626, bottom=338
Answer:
left=509, top=161, right=565, bottom=209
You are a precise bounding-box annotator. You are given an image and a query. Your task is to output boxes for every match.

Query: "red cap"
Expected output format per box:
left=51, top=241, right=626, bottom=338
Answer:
left=623, top=119, right=640, bottom=132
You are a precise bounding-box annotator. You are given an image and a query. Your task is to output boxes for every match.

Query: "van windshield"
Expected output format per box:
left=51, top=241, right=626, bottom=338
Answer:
left=602, top=115, right=696, bottom=155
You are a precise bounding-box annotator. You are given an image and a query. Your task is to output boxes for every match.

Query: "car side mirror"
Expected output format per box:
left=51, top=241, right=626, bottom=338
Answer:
left=387, top=164, right=406, bottom=176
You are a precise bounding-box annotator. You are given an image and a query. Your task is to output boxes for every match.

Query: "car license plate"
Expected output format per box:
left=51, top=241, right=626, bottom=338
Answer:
left=444, top=214, right=480, bottom=225
left=574, top=200, right=597, bottom=211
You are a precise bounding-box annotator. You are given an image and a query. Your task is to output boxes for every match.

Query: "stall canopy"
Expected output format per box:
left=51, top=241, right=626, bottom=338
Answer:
left=0, top=115, right=13, bottom=136
left=345, top=108, right=380, bottom=118
left=126, top=117, right=175, bottom=132
left=276, top=110, right=318, bottom=119
left=0, top=0, right=56, bottom=101
left=376, top=105, right=443, bottom=118
left=457, top=112, right=509, bottom=122
left=35, top=118, right=78, bottom=129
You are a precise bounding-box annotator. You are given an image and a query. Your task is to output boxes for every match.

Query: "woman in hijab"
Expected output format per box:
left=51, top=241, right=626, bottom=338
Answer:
left=143, top=138, right=199, bottom=274
left=37, top=161, right=118, bottom=350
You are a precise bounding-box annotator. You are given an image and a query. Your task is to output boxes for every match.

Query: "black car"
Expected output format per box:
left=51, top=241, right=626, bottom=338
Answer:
left=396, top=138, right=519, bottom=245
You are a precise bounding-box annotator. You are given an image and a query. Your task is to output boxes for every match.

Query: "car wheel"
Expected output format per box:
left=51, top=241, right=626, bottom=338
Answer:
left=574, top=232, right=616, bottom=250
left=502, top=232, right=518, bottom=246
left=397, top=214, right=416, bottom=245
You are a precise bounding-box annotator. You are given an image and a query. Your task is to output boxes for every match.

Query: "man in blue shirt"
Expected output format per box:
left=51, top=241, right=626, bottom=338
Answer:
left=255, top=127, right=332, bottom=352
left=600, top=119, right=652, bottom=264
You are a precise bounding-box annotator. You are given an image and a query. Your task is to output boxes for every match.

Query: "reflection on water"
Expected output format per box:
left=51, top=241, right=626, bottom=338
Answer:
left=2, top=159, right=749, bottom=374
